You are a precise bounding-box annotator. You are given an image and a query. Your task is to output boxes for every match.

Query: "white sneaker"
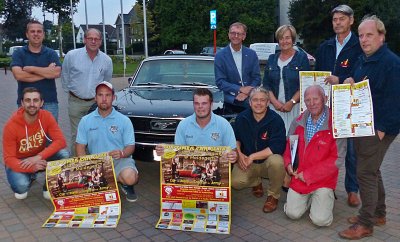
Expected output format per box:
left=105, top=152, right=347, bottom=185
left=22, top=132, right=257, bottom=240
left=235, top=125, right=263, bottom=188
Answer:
left=15, top=192, right=28, bottom=200
left=43, top=191, right=51, bottom=200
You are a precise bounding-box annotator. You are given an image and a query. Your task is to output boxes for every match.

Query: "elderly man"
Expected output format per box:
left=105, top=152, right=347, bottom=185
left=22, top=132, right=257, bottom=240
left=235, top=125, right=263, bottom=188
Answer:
left=215, top=22, right=261, bottom=114
left=11, top=20, right=61, bottom=120
left=3, top=87, right=68, bottom=200
left=62, top=28, right=113, bottom=154
left=76, top=81, right=138, bottom=202
left=232, top=87, right=286, bottom=213
left=315, top=5, right=363, bottom=207
left=156, top=88, right=237, bottom=163
left=339, top=16, right=400, bottom=240
left=283, top=85, right=346, bottom=226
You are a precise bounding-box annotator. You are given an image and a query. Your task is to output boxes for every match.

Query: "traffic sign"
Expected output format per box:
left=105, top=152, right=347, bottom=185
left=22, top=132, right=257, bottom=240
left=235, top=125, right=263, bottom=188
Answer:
left=210, top=10, right=217, bottom=29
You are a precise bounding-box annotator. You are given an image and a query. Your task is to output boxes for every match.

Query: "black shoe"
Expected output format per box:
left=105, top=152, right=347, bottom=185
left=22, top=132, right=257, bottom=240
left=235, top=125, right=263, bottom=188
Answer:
left=120, top=185, right=138, bottom=202
left=281, top=186, right=289, bottom=193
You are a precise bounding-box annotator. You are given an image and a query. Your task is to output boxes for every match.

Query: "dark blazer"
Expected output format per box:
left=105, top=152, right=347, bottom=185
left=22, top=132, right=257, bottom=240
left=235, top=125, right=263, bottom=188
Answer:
left=214, top=44, right=261, bottom=104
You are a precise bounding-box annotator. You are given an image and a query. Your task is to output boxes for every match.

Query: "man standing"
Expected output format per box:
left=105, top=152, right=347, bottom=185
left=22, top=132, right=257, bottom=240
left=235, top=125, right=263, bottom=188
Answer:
left=232, top=87, right=286, bottom=213
left=339, top=15, right=400, bottom=240
left=11, top=20, right=61, bottom=120
left=156, top=88, right=237, bottom=162
left=315, top=4, right=362, bottom=207
left=61, top=28, right=113, bottom=153
left=215, top=22, right=261, bottom=114
left=284, top=86, right=346, bottom=226
left=3, top=87, right=68, bottom=200
left=76, top=81, right=139, bottom=202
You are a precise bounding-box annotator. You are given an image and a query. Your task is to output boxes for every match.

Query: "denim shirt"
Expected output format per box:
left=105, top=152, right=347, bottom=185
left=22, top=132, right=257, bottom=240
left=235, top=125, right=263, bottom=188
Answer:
left=263, top=50, right=310, bottom=102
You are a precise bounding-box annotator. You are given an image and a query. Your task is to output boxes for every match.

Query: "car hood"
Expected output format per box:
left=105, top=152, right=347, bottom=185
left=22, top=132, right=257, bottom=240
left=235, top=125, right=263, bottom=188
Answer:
left=113, top=86, right=225, bottom=118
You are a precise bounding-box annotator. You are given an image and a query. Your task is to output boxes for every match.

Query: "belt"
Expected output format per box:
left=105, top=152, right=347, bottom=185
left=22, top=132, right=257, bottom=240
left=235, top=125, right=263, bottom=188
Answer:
left=69, top=91, right=94, bottom=101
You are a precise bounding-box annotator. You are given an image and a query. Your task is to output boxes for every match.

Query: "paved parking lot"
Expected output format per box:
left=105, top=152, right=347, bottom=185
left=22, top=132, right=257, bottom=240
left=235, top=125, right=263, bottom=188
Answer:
left=0, top=71, right=399, bottom=241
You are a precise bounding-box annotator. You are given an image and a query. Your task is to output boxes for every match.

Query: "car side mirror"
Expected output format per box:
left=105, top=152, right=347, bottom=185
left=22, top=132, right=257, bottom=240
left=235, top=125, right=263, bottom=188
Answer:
left=128, top=77, right=133, bottom=85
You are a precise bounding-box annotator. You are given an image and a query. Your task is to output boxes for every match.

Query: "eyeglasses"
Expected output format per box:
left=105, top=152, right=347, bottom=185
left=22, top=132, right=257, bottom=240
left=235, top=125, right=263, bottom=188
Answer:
left=86, top=37, right=101, bottom=42
left=229, top=31, right=245, bottom=37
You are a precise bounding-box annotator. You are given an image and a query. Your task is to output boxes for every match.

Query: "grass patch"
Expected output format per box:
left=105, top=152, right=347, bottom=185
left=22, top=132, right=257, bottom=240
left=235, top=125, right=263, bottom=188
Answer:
left=113, top=60, right=140, bottom=76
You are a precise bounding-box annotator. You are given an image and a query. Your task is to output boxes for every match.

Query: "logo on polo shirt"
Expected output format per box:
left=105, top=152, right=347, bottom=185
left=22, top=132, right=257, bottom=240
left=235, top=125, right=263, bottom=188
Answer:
left=211, top=132, right=220, bottom=141
left=110, top=125, right=118, bottom=134
left=261, top=131, right=268, bottom=140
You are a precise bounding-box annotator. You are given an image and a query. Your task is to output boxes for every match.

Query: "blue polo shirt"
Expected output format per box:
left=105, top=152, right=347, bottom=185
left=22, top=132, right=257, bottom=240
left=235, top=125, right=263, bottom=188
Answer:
left=76, top=107, right=135, bottom=154
left=10, top=45, right=61, bottom=104
left=174, top=113, right=236, bottom=149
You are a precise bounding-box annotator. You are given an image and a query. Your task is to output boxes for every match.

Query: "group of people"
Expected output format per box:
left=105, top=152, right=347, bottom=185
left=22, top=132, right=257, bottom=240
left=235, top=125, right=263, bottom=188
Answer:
left=2, top=4, right=400, bottom=240
left=3, top=20, right=139, bottom=203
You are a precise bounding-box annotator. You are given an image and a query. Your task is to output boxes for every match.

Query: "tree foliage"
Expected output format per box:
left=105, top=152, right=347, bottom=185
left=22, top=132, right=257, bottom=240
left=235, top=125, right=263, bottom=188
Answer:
left=148, top=0, right=276, bottom=54
left=288, top=0, right=400, bottom=54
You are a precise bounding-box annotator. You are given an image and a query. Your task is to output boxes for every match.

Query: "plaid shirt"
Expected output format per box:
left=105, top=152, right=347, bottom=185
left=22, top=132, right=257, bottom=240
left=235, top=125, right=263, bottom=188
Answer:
left=306, top=109, right=327, bottom=142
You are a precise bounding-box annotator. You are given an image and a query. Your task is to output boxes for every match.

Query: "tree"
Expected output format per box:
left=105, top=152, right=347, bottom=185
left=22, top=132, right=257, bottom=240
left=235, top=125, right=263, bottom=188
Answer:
left=149, top=0, right=275, bottom=55
left=288, top=0, right=400, bottom=54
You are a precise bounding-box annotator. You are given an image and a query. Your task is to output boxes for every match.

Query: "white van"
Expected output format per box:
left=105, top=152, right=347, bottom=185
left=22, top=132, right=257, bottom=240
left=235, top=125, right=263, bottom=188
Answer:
left=7, top=46, right=23, bottom=56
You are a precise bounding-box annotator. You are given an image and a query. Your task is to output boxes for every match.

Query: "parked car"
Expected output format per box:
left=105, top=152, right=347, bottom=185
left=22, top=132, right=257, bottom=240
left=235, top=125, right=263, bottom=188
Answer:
left=249, top=43, right=315, bottom=67
left=7, top=46, right=23, bottom=56
left=163, top=49, right=186, bottom=55
left=111, top=55, right=235, bottom=161
left=200, top=46, right=223, bottom=56
left=54, top=49, right=65, bottom=57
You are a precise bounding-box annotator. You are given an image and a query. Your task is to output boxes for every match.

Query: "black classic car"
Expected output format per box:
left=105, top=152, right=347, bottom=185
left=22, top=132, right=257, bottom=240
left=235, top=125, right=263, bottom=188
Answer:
left=113, top=55, right=235, bottom=161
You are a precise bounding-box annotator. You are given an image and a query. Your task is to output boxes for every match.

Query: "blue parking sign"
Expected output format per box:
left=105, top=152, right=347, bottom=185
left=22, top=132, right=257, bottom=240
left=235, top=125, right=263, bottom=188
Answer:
left=210, top=10, right=217, bottom=29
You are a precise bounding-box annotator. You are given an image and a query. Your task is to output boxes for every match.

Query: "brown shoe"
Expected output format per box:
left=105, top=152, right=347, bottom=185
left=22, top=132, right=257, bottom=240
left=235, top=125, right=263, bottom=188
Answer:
left=263, top=195, right=278, bottom=213
left=347, top=192, right=361, bottom=207
left=339, top=223, right=373, bottom=240
left=252, top=183, right=264, bottom=198
left=347, top=215, right=386, bottom=226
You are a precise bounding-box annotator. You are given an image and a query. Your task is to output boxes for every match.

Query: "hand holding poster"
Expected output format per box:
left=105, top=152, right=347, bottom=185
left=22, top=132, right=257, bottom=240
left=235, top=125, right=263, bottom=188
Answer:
left=332, top=80, right=375, bottom=138
left=43, top=153, right=121, bottom=228
left=156, top=145, right=231, bottom=234
left=299, top=71, right=331, bottom=113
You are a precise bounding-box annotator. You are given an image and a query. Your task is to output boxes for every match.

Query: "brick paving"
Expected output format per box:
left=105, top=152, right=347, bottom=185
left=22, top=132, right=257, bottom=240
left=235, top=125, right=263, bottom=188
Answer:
left=0, top=71, right=399, bottom=241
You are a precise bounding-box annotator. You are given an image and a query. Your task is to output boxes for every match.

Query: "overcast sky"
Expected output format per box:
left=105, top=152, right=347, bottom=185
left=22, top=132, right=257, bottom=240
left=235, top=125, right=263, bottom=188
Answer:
left=32, top=0, right=136, bottom=26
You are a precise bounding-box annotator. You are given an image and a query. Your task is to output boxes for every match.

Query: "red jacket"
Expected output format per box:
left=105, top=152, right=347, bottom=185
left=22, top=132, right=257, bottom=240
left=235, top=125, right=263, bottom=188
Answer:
left=3, top=108, right=67, bottom=173
left=283, top=108, right=346, bottom=194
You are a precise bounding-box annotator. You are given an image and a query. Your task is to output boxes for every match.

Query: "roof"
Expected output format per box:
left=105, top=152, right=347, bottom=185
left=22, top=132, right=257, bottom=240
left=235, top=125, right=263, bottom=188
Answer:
left=79, top=24, right=116, bottom=39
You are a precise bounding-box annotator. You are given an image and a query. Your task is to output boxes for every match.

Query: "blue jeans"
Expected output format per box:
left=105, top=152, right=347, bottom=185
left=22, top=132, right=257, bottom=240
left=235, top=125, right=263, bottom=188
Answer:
left=345, top=138, right=359, bottom=193
left=5, top=149, right=69, bottom=194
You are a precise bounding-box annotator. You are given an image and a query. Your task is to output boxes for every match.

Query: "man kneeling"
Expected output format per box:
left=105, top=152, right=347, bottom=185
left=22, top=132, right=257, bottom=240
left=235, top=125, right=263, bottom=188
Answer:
left=76, top=81, right=139, bottom=202
left=283, top=85, right=346, bottom=226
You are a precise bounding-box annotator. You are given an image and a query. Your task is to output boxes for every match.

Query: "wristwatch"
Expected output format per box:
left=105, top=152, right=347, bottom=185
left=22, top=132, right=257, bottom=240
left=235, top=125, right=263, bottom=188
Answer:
left=291, top=99, right=296, bottom=104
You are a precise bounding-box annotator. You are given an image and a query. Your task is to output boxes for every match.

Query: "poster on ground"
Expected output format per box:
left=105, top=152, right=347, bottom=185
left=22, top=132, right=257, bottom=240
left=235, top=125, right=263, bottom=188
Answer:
left=299, top=71, right=331, bottom=113
left=155, top=145, right=231, bottom=234
left=42, top=153, right=121, bottom=228
left=332, top=80, right=375, bottom=138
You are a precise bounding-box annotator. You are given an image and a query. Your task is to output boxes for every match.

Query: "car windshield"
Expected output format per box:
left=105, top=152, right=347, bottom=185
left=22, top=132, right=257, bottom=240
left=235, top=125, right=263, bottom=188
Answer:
left=132, top=59, right=216, bottom=87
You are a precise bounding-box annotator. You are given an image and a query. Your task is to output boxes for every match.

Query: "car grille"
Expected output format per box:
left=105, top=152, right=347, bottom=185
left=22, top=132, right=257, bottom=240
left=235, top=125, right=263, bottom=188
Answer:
left=129, top=117, right=181, bottom=145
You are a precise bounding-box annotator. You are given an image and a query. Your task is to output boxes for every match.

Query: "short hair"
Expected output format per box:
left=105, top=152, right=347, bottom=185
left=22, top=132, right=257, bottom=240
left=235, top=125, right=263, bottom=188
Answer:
left=360, top=15, right=386, bottom=36
left=22, top=87, right=43, bottom=101
left=331, top=4, right=354, bottom=17
left=193, top=88, right=213, bottom=102
left=229, top=22, right=247, bottom=33
left=249, top=87, right=270, bottom=101
left=26, top=20, right=44, bottom=32
left=275, top=25, right=297, bottom=43
left=84, top=28, right=102, bottom=39
left=304, top=85, right=325, bottom=100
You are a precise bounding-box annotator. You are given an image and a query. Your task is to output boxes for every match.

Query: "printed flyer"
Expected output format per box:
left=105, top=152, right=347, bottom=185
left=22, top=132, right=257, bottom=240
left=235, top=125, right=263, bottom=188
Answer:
left=332, top=80, right=375, bottom=138
left=156, top=145, right=231, bottom=234
left=299, top=71, right=331, bottom=113
left=42, top=153, right=121, bottom=228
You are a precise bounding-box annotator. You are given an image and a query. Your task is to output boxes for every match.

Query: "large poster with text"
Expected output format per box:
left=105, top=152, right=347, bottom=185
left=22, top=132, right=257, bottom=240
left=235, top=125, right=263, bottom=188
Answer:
left=156, top=145, right=231, bottom=234
left=332, top=80, right=375, bottom=138
left=42, top=153, right=121, bottom=228
left=299, top=71, right=331, bottom=113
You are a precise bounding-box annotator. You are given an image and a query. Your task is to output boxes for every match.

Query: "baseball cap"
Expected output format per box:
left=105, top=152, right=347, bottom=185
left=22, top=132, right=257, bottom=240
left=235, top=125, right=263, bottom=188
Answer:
left=331, top=4, right=354, bottom=17
left=96, top=81, right=114, bottom=94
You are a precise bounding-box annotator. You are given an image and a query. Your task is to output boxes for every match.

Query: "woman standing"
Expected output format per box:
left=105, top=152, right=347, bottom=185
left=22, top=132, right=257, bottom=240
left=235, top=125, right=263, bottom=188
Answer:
left=263, top=25, right=310, bottom=133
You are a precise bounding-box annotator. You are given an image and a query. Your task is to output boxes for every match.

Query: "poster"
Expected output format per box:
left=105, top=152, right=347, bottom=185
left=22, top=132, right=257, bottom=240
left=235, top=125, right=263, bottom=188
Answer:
left=299, top=71, right=331, bottom=113
left=42, top=153, right=121, bottom=228
left=156, top=145, right=231, bottom=234
left=332, top=80, right=375, bottom=138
